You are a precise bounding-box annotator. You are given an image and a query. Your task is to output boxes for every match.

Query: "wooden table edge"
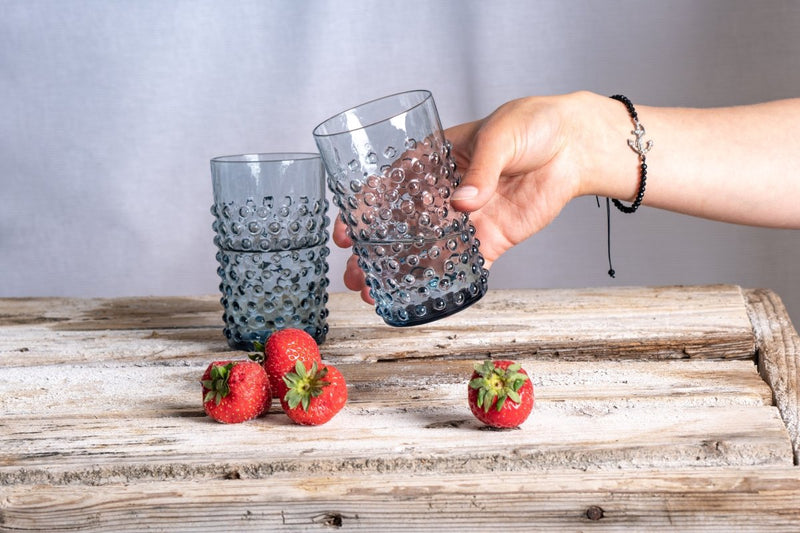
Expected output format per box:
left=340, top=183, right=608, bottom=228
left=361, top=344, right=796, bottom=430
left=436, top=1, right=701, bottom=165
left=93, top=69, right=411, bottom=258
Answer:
left=744, top=288, right=800, bottom=465
left=3, top=467, right=800, bottom=531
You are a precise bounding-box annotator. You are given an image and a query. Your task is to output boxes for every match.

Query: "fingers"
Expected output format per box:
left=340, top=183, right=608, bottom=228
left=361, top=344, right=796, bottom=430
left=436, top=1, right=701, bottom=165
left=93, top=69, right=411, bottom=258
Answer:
left=360, top=285, right=374, bottom=305
left=334, top=212, right=374, bottom=304
left=332, top=214, right=352, bottom=248
left=444, top=121, right=481, bottom=166
left=334, top=214, right=370, bottom=302
left=343, top=254, right=364, bottom=291
left=448, top=119, right=510, bottom=213
left=342, top=254, right=374, bottom=304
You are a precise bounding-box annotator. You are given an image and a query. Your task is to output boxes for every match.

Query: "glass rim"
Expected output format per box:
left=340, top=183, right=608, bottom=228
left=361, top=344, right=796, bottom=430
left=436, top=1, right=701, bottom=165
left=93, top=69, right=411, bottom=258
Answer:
left=210, top=152, right=320, bottom=164
left=312, top=89, right=433, bottom=138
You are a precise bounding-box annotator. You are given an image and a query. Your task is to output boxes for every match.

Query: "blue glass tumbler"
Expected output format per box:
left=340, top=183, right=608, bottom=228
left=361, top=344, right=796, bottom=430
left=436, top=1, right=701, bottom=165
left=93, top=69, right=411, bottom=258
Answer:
left=313, top=90, right=489, bottom=327
left=210, top=153, right=330, bottom=350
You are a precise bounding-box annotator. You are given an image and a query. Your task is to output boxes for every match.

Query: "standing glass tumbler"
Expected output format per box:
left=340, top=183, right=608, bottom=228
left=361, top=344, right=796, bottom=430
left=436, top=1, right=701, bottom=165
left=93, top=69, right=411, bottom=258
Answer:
left=210, top=153, right=330, bottom=350
left=313, top=90, right=489, bottom=327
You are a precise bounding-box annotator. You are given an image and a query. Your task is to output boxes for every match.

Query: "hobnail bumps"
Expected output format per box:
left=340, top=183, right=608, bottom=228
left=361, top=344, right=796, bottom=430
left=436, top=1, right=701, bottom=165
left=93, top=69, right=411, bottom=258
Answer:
left=211, top=195, right=330, bottom=348
left=329, top=137, right=488, bottom=326
left=211, top=195, right=329, bottom=252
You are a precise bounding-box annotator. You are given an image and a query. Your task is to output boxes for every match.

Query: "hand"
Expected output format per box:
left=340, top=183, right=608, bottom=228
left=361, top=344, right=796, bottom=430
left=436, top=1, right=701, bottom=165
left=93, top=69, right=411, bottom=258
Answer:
left=333, top=93, right=591, bottom=303
left=332, top=215, right=374, bottom=304
left=445, top=94, right=588, bottom=268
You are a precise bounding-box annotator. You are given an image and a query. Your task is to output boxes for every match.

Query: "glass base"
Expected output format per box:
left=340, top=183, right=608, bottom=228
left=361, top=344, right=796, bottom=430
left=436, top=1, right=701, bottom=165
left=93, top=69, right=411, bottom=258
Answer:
left=224, top=325, right=327, bottom=352
left=379, top=286, right=486, bottom=327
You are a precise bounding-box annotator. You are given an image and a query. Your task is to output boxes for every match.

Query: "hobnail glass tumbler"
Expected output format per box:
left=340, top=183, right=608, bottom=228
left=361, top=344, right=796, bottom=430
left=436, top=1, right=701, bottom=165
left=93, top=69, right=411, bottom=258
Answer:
left=313, top=90, right=489, bottom=327
left=210, top=153, right=330, bottom=350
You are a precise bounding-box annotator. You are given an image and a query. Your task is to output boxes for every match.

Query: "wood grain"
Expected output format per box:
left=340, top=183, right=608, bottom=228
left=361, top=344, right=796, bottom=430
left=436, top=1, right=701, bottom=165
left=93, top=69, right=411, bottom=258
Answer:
left=0, top=359, right=790, bottom=485
left=0, top=285, right=757, bottom=366
left=3, top=468, right=800, bottom=532
left=1, top=286, right=798, bottom=531
left=745, top=288, right=800, bottom=464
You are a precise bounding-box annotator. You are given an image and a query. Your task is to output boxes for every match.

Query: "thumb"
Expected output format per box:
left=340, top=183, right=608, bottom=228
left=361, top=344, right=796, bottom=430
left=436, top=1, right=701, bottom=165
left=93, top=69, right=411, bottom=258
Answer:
left=449, top=126, right=509, bottom=213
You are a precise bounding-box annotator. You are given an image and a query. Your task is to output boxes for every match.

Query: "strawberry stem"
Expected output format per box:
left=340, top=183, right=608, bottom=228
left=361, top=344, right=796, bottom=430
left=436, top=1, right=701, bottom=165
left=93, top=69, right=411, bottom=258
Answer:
left=247, top=340, right=266, bottom=364
left=469, top=360, right=528, bottom=413
left=283, top=361, right=330, bottom=412
left=202, top=362, right=234, bottom=405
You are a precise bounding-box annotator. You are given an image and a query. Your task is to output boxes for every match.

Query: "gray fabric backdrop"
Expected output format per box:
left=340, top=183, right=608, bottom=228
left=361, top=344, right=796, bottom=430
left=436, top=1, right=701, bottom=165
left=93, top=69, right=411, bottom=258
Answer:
left=2, top=0, right=799, bottom=325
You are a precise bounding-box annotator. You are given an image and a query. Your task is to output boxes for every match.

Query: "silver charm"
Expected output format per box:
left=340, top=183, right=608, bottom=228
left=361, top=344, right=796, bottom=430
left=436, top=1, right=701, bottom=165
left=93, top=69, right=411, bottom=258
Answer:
left=627, top=122, right=653, bottom=157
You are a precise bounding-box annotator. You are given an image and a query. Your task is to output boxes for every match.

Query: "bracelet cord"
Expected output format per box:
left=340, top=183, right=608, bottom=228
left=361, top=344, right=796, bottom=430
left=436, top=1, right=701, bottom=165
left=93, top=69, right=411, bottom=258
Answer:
left=600, top=94, right=654, bottom=277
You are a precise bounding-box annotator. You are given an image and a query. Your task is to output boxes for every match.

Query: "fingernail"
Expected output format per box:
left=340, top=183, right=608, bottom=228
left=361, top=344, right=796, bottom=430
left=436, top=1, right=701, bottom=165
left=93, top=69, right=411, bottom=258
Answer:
left=451, top=185, right=478, bottom=201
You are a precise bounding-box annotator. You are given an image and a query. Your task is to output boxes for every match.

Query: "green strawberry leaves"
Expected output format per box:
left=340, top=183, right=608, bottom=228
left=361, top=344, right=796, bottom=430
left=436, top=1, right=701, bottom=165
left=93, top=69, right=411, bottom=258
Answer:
left=202, top=362, right=234, bottom=405
left=469, top=360, right=529, bottom=413
left=247, top=340, right=266, bottom=364
left=283, top=361, right=331, bottom=412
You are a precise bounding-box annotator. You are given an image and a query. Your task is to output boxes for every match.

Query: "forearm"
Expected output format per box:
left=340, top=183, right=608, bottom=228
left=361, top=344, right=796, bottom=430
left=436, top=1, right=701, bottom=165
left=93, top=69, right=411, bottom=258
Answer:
left=577, top=92, right=800, bottom=228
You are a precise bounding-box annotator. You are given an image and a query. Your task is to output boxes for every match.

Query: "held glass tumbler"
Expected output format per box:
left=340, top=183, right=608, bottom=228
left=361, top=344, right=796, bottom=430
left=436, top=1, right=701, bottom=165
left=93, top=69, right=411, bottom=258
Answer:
left=313, top=90, right=489, bottom=327
left=210, top=153, right=330, bottom=350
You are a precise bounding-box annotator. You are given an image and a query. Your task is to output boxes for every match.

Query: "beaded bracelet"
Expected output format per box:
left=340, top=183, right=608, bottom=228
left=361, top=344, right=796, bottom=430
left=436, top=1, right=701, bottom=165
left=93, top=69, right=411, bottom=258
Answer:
left=609, top=94, right=653, bottom=213
left=600, top=94, right=654, bottom=277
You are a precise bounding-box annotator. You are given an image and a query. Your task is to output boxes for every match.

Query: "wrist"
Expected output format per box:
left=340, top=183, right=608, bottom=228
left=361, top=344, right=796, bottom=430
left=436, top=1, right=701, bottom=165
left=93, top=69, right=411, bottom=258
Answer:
left=569, top=91, right=644, bottom=201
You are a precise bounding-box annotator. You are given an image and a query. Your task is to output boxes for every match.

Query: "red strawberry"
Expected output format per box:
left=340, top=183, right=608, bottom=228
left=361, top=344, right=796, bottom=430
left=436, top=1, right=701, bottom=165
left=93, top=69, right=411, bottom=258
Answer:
left=201, top=360, right=271, bottom=424
left=468, top=360, right=534, bottom=428
left=280, top=361, right=347, bottom=426
left=262, top=329, right=322, bottom=401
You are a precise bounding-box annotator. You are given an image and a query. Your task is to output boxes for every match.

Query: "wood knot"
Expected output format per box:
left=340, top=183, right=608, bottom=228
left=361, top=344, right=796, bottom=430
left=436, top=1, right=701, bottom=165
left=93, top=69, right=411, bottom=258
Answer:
left=314, top=512, right=343, bottom=528
left=586, top=505, right=604, bottom=520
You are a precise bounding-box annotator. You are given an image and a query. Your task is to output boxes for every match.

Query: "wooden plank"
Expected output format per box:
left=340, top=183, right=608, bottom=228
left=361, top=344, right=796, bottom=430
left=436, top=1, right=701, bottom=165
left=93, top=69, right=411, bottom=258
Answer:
left=0, top=360, right=774, bottom=417
left=3, top=468, right=800, bottom=532
left=3, top=404, right=787, bottom=484
left=1, top=360, right=790, bottom=485
left=1, top=287, right=798, bottom=531
left=0, top=285, right=757, bottom=366
left=746, top=288, right=800, bottom=464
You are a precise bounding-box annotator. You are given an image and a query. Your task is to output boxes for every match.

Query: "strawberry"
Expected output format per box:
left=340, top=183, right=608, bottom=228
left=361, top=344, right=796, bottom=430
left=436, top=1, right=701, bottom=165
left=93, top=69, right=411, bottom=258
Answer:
left=201, top=360, right=271, bottom=424
left=468, top=360, right=534, bottom=428
left=280, top=361, right=347, bottom=426
left=259, top=329, right=322, bottom=401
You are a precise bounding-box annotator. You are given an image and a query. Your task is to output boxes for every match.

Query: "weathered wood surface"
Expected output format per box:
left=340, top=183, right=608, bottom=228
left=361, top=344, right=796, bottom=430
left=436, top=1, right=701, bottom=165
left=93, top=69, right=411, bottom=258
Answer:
left=0, top=284, right=756, bottom=365
left=746, top=288, right=800, bottom=464
left=2, top=285, right=800, bottom=531
left=0, top=359, right=788, bottom=486
left=3, top=468, right=800, bottom=532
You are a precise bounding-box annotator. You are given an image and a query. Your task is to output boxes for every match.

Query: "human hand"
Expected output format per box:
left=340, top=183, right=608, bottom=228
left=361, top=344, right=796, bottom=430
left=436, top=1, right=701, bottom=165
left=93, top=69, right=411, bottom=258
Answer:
left=331, top=210, right=373, bottom=304
left=333, top=92, right=595, bottom=303
left=445, top=94, right=590, bottom=268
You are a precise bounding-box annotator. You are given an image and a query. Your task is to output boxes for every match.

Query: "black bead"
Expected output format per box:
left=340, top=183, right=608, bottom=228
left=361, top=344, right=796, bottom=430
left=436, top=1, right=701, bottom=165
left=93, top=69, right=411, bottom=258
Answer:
left=604, top=94, right=653, bottom=278
left=608, top=94, right=649, bottom=215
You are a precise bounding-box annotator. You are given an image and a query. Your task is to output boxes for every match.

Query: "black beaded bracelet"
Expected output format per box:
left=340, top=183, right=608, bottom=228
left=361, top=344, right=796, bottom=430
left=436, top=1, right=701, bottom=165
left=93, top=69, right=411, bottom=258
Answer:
left=599, top=94, right=654, bottom=278
left=609, top=94, right=653, bottom=213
